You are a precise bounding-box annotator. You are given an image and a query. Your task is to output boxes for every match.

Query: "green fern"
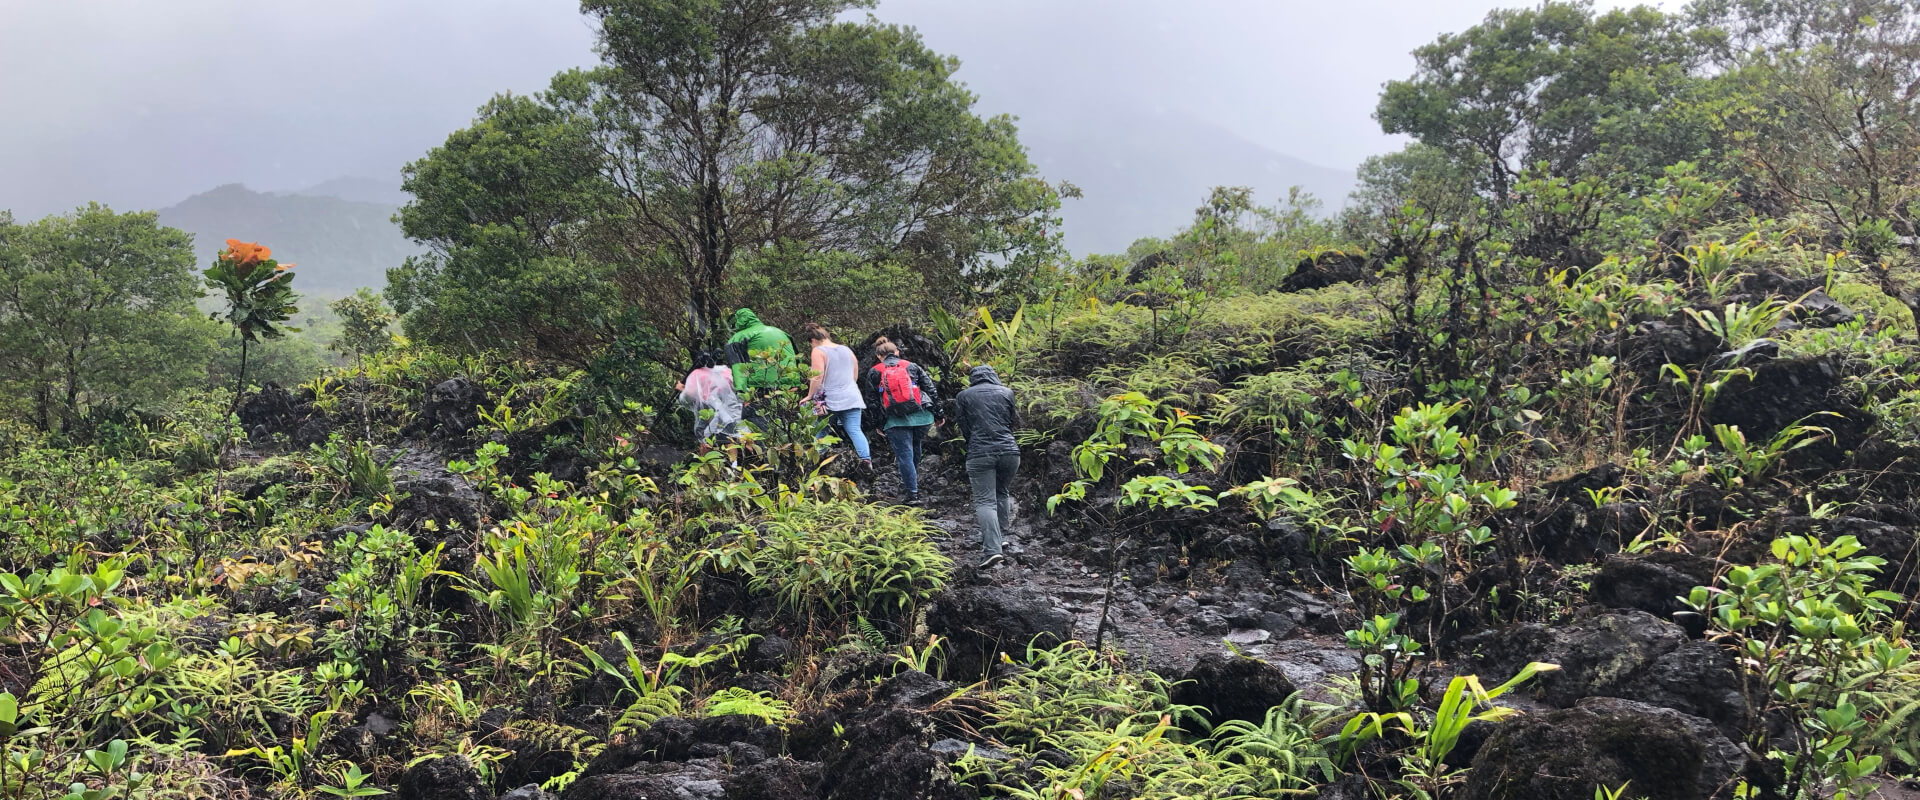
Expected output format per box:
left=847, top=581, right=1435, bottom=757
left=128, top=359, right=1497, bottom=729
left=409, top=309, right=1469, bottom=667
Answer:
left=857, top=616, right=888, bottom=652
left=507, top=719, right=604, bottom=766
left=703, top=687, right=794, bottom=727
left=610, top=689, right=686, bottom=741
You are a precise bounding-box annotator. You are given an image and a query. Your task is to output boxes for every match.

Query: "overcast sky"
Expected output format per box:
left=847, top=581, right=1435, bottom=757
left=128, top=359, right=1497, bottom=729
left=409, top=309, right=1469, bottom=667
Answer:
left=0, top=0, right=1677, bottom=220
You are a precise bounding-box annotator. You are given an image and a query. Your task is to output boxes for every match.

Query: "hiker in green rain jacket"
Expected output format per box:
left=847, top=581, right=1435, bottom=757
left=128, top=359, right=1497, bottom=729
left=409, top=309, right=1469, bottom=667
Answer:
left=723, top=308, right=800, bottom=392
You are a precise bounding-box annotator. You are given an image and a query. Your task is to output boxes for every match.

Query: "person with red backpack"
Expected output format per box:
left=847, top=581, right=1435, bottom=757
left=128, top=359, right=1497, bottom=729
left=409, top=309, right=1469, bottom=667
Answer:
left=862, top=337, right=943, bottom=505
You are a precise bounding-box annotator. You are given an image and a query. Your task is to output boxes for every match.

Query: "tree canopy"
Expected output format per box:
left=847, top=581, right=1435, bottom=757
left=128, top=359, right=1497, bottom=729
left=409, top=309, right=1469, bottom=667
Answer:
left=391, top=0, right=1064, bottom=364
left=0, top=206, right=214, bottom=432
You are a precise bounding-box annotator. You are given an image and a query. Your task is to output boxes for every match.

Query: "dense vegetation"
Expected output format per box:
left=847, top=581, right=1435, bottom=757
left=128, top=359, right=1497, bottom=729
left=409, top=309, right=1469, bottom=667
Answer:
left=5, top=1, right=1920, bottom=799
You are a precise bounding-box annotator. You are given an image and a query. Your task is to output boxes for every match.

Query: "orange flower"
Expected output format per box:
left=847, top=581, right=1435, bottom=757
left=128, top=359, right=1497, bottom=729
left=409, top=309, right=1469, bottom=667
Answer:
left=220, top=239, right=273, bottom=269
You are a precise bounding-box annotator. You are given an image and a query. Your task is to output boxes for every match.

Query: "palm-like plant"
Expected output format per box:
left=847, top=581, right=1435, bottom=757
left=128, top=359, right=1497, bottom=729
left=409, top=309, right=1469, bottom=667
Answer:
left=204, top=239, right=298, bottom=411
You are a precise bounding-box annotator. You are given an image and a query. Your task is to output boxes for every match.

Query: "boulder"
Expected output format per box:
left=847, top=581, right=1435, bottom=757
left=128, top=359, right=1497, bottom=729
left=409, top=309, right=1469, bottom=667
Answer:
left=1791, top=288, right=1857, bottom=328
left=1466, top=697, right=1759, bottom=800
left=873, top=669, right=957, bottom=710
left=723, top=757, right=821, bottom=800
left=582, top=716, right=784, bottom=777
left=930, top=739, right=1013, bottom=762
left=1626, top=316, right=1722, bottom=370
left=410, top=378, right=487, bottom=438
left=563, top=759, right=726, bottom=800
left=1458, top=611, right=1757, bottom=735
left=391, top=474, right=485, bottom=533
left=1590, top=551, right=1719, bottom=619
left=396, top=755, right=490, bottom=800
left=820, top=708, right=970, bottom=800
left=1170, top=652, right=1297, bottom=727
left=237, top=383, right=332, bottom=447
left=927, top=585, right=1073, bottom=681
left=1280, top=251, right=1372, bottom=292
left=1707, top=355, right=1867, bottom=467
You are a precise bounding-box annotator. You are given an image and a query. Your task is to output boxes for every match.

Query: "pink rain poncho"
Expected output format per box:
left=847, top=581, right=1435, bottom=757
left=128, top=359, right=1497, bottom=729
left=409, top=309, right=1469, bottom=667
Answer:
left=679, top=365, right=743, bottom=441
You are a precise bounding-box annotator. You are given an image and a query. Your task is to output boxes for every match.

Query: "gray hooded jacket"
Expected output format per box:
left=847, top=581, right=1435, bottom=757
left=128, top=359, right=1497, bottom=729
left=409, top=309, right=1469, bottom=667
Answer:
left=954, top=365, right=1020, bottom=458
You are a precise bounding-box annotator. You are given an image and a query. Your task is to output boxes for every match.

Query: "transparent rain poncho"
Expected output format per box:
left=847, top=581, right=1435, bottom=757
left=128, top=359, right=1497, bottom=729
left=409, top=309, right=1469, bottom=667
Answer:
left=678, top=365, right=743, bottom=441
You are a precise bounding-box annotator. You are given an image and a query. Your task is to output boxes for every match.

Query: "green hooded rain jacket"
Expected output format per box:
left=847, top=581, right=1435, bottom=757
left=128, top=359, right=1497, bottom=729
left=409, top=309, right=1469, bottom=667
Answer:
left=724, top=308, right=799, bottom=391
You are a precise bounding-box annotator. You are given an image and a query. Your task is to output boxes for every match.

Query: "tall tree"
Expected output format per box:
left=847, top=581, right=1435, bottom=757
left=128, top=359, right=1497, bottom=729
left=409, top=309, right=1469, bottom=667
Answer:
left=1695, top=0, right=1920, bottom=320
left=394, top=0, right=1063, bottom=362
left=0, top=206, right=212, bottom=431
left=1696, top=0, right=1920, bottom=225
left=1376, top=1, right=1709, bottom=200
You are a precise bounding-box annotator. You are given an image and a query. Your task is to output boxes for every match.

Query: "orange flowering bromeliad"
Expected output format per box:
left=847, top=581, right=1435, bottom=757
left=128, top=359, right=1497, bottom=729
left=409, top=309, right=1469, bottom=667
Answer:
left=206, top=239, right=300, bottom=410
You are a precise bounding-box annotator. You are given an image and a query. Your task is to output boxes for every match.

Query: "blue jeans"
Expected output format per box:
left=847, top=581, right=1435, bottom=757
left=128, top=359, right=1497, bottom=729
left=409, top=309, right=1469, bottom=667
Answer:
left=827, top=408, right=870, bottom=460
left=886, top=425, right=929, bottom=494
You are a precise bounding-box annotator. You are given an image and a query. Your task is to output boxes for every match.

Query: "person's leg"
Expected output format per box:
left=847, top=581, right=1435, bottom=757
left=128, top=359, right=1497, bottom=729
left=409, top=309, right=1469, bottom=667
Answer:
left=908, top=425, right=925, bottom=463
left=887, top=426, right=918, bottom=495
left=839, top=408, right=870, bottom=460
left=993, top=453, right=1020, bottom=535
left=967, top=457, right=1004, bottom=556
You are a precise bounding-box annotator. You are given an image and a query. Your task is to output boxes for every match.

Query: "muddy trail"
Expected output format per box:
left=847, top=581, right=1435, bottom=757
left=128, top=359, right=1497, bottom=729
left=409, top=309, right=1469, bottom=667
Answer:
left=872, top=445, right=1358, bottom=701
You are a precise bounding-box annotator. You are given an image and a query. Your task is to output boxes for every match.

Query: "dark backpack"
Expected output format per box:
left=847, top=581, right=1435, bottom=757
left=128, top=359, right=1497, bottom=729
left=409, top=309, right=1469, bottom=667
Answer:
left=724, top=340, right=751, bottom=367
left=874, top=360, right=926, bottom=418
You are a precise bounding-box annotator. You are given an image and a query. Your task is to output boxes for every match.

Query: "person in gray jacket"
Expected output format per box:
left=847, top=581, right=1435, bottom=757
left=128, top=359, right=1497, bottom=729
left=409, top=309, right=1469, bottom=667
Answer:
left=953, top=365, right=1019, bottom=569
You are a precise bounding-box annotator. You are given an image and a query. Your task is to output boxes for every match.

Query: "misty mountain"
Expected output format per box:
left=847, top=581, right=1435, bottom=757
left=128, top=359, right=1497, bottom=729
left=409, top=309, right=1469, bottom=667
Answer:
left=157, top=184, right=421, bottom=296
left=295, top=176, right=413, bottom=207
left=1024, top=110, right=1355, bottom=255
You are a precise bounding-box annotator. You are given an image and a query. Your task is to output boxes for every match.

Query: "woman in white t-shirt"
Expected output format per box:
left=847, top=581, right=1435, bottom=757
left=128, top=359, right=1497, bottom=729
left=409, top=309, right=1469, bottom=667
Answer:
left=801, top=323, right=871, bottom=468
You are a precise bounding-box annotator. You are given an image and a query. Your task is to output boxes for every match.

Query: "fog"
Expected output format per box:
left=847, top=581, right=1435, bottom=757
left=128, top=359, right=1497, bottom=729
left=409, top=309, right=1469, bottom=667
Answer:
left=0, top=0, right=1678, bottom=248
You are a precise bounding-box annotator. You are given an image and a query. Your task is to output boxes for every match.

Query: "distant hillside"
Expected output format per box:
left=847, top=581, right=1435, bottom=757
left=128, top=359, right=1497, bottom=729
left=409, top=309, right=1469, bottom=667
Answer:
left=158, top=183, right=420, bottom=295
left=1023, top=110, right=1355, bottom=255
left=296, top=175, right=412, bottom=207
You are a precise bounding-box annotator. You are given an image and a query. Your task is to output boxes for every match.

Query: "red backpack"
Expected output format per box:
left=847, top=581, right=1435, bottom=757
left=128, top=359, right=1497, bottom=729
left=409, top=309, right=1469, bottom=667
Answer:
left=874, top=360, right=926, bottom=418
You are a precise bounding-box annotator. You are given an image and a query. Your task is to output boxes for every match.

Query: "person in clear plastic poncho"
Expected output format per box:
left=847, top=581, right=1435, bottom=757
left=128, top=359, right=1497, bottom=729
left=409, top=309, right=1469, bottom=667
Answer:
left=676, top=349, right=742, bottom=445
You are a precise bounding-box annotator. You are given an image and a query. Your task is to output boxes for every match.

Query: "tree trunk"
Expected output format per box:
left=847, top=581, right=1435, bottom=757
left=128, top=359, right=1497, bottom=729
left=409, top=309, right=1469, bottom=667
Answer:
left=231, top=338, right=250, bottom=414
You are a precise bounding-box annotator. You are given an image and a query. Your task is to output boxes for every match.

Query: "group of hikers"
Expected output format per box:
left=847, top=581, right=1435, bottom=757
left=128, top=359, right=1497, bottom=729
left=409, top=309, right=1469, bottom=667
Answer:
left=675, top=308, right=1018, bottom=570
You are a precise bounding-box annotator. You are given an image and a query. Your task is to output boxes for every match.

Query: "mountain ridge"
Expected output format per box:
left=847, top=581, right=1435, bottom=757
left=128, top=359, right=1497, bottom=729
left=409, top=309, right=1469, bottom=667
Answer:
left=156, top=183, right=421, bottom=296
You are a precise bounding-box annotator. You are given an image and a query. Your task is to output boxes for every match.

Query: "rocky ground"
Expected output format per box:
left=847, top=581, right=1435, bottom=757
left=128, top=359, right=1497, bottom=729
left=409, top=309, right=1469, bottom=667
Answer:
left=241, top=374, right=1920, bottom=800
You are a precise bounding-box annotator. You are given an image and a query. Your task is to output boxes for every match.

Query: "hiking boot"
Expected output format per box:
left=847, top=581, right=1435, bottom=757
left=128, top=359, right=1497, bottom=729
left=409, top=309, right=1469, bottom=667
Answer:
left=904, top=492, right=921, bottom=506
left=978, top=553, right=1005, bottom=570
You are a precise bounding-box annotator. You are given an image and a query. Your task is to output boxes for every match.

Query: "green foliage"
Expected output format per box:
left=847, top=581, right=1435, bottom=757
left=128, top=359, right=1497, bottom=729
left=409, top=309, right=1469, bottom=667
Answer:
left=1341, top=404, right=1517, bottom=625
left=702, top=688, right=794, bottom=728
left=399, top=1, right=1062, bottom=360
left=204, top=238, right=299, bottom=419
left=1377, top=2, right=1708, bottom=198
left=0, top=563, right=178, bottom=799
left=1685, top=534, right=1913, bottom=798
left=1049, top=392, right=1223, bottom=511
left=307, top=435, right=397, bottom=503
left=973, top=642, right=1334, bottom=799
left=328, top=289, right=394, bottom=367
left=1337, top=662, right=1559, bottom=796
left=0, top=206, right=215, bottom=432
left=747, top=501, right=952, bottom=622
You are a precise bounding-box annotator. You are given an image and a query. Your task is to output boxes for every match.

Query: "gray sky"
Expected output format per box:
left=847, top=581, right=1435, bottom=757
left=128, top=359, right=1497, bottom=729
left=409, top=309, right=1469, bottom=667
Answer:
left=0, top=0, right=1676, bottom=221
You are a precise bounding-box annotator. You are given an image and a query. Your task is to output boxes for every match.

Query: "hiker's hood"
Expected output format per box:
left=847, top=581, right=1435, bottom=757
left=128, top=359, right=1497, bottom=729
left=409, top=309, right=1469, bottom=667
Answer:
left=968, top=365, right=1003, bottom=386
left=731, top=308, right=762, bottom=332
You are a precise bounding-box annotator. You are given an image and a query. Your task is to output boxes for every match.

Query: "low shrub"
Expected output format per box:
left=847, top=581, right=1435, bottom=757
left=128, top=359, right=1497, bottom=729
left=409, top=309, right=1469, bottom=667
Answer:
left=749, top=501, right=951, bottom=623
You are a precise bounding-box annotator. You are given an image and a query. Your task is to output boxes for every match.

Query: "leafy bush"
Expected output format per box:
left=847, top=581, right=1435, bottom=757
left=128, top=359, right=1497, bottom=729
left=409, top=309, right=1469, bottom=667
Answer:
left=969, top=642, right=1335, bottom=799
left=1685, top=534, right=1914, bottom=797
left=748, top=501, right=951, bottom=622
